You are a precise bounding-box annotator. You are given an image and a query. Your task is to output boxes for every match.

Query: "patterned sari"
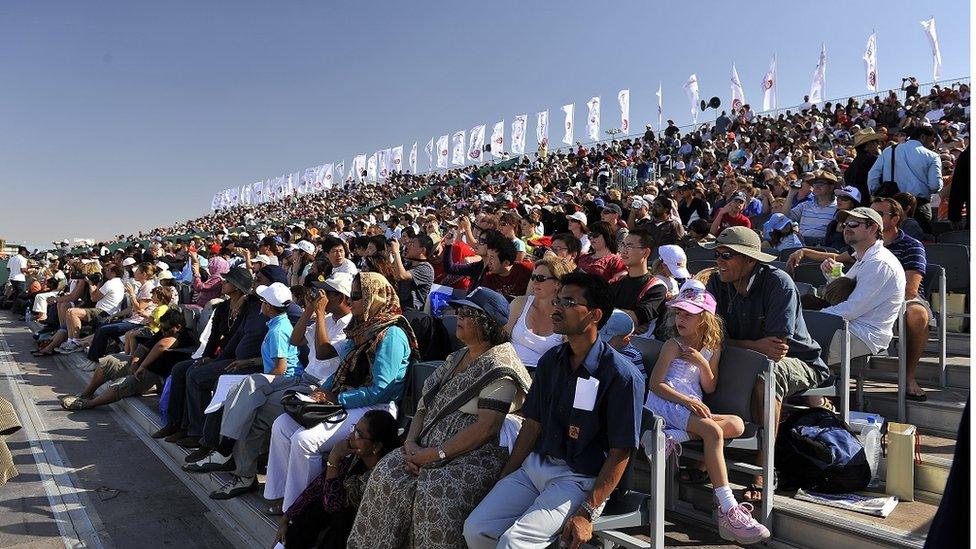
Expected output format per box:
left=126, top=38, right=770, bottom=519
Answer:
left=347, top=342, right=531, bottom=549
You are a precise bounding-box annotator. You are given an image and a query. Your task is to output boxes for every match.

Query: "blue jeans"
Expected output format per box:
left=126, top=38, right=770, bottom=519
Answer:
left=87, top=321, right=141, bottom=362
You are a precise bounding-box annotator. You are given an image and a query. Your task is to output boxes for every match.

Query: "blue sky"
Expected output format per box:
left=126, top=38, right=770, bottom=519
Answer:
left=0, top=1, right=969, bottom=248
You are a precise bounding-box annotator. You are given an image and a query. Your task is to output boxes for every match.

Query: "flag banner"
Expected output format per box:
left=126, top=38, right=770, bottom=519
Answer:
left=391, top=146, right=404, bottom=174
left=367, top=153, right=377, bottom=181
left=311, top=165, right=326, bottom=192
left=451, top=130, right=465, bottom=165
left=761, top=55, right=777, bottom=111
left=252, top=181, right=265, bottom=204
left=511, top=115, right=527, bottom=155
left=469, top=124, right=485, bottom=162
left=286, top=173, right=298, bottom=197
left=425, top=138, right=434, bottom=171
left=491, top=120, right=505, bottom=158
left=436, top=134, right=449, bottom=168
left=409, top=142, right=417, bottom=174
left=586, top=97, right=600, bottom=141
left=353, top=155, right=366, bottom=181
left=561, top=104, right=574, bottom=145
left=240, top=183, right=252, bottom=206
left=618, top=89, right=630, bottom=133
left=730, top=64, right=746, bottom=112
left=211, top=193, right=221, bottom=211
left=810, top=42, right=827, bottom=104
left=920, top=18, right=941, bottom=81
left=536, top=110, right=548, bottom=145
left=863, top=32, right=878, bottom=92
left=227, top=186, right=240, bottom=206
left=323, top=163, right=334, bottom=189
left=335, top=160, right=345, bottom=183
left=378, top=149, right=391, bottom=179
left=299, top=167, right=315, bottom=194
left=656, top=83, right=663, bottom=132
left=683, top=74, right=700, bottom=124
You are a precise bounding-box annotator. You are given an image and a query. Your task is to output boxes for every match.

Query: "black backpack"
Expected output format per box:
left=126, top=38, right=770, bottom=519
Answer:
left=775, top=407, right=871, bottom=493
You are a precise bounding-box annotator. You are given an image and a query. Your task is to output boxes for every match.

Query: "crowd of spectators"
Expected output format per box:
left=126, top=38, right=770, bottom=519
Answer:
left=1, top=78, right=969, bottom=548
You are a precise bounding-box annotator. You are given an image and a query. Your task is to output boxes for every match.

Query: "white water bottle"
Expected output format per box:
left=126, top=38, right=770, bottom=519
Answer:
left=861, top=417, right=882, bottom=488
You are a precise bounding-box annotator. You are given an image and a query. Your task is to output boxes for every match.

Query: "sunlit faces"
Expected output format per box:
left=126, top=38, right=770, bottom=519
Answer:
left=619, top=234, right=649, bottom=266
left=713, top=246, right=753, bottom=284
left=530, top=266, right=560, bottom=299
left=673, top=308, right=703, bottom=339
left=327, top=244, right=346, bottom=266
left=550, top=284, right=596, bottom=336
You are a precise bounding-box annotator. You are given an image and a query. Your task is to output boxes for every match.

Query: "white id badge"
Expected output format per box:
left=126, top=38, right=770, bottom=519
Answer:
left=572, top=376, right=600, bottom=411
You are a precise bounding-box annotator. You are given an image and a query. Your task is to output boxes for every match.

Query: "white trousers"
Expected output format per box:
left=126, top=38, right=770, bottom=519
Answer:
left=263, top=402, right=396, bottom=511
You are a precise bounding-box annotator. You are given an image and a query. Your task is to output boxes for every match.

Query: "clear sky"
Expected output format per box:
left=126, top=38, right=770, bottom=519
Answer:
left=0, top=1, right=969, bottom=249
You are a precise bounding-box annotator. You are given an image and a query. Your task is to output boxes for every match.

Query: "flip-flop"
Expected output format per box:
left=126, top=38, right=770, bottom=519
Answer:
left=906, top=392, right=928, bottom=402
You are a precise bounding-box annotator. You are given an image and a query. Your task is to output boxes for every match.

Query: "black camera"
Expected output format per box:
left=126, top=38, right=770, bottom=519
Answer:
left=87, top=272, right=103, bottom=284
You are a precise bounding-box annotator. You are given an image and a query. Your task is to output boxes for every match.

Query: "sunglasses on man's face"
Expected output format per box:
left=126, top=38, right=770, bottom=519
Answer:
left=841, top=221, right=869, bottom=230
left=551, top=296, right=589, bottom=309
left=714, top=250, right=740, bottom=261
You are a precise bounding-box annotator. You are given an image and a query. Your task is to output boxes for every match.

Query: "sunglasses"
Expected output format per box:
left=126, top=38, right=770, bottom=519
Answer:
left=841, top=221, right=869, bottom=229
left=714, top=250, right=740, bottom=261
left=351, top=426, right=372, bottom=441
left=455, top=307, right=482, bottom=319
left=530, top=274, right=558, bottom=283
left=551, top=296, right=589, bottom=309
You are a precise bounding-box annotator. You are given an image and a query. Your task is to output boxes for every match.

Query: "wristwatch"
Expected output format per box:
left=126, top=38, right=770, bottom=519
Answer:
left=436, top=446, right=447, bottom=460
left=578, top=501, right=601, bottom=522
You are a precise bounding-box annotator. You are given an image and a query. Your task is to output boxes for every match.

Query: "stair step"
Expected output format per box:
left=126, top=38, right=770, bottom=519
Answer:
left=859, top=381, right=966, bottom=438
left=862, top=356, right=970, bottom=389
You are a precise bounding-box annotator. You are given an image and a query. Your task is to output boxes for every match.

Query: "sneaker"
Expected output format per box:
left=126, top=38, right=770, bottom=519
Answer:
left=151, top=424, right=180, bottom=439
left=209, top=475, right=256, bottom=500
left=184, top=451, right=233, bottom=473
left=185, top=446, right=213, bottom=463
left=664, top=434, right=682, bottom=461
left=55, top=341, right=83, bottom=354
left=718, top=503, right=771, bottom=545
left=60, top=396, right=90, bottom=411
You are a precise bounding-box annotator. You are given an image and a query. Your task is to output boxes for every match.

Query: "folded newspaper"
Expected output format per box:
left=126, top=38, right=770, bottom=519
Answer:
left=794, top=489, right=898, bottom=518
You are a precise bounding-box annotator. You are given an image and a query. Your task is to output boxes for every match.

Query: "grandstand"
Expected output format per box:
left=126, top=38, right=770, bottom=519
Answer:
left=0, top=66, right=969, bottom=549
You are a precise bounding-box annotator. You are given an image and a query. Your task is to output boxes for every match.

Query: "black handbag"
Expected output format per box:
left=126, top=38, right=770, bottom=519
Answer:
left=280, top=390, right=348, bottom=428
left=875, top=143, right=900, bottom=198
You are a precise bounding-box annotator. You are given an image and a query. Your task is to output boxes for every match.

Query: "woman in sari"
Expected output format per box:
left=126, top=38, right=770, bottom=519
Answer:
left=348, top=287, right=532, bottom=549
left=261, top=272, right=417, bottom=513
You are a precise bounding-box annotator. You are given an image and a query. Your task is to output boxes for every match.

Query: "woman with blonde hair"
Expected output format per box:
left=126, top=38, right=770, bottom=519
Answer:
left=503, top=254, right=569, bottom=369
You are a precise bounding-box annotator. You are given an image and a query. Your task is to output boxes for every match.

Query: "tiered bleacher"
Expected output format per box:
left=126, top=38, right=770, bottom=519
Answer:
left=1, top=78, right=969, bottom=548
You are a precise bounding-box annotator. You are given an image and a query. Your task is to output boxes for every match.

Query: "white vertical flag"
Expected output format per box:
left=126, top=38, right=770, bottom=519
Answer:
left=618, top=89, right=630, bottom=133
left=312, top=165, right=327, bottom=191
left=377, top=149, right=390, bottom=179
left=730, top=64, right=746, bottom=112
left=761, top=55, right=777, bottom=111
left=436, top=135, right=449, bottom=168
left=366, top=153, right=377, bottom=181
left=353, top=154, right=366, bottom=181
left=683, top=74, right=700, bottom=124
left=863, top=32, right=878, bottom=92
left=335, top=161, right=345, bottom=183
left=920, top=18, right=942, bottom=81
left=491, top=121, right=505, bottom=158
left=586, top=97, right=600, bottom=141
left=656, top=83, right=663, bottom=131
left=240, top=183, right=253, bottom=206
left=536, top=110, right=549, bottom=145
left=468, top=124, right=486, bottom=162
left=286, top=173, right=298, bottom=197
left=561, top=104, right=574, bottom=145
left=809, top=42, right=827, bottom=104
left=408, top=142, right=417, bottom=174
left=252, top=181, right=265, bottom=204
left=511, top=115, right=527, bottom=155
left=451, top=130, right=465, bottom=165
left=391, top=146, right=404, bottom=174
left=424, top=138, right=434, bottom=171
left=299, top=167, right=315, bottom=194
left=227, top=186, right=240, bottom=206
left=323, top=163, right=334, bottom=189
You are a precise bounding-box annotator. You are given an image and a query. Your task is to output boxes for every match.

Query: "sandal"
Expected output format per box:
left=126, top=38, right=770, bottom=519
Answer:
left=60, top=396, right=90, bottom=411
left=742, top=474, right=778, bottom=503
left=678, top=467, right=709, bottom=484
left=31, top=349, right=54, bottom=357
left=906, top=391, right=928, bottom=402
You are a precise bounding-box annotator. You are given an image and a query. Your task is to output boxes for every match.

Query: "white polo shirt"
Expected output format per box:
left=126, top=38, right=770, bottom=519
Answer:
left=7, top=254, right=27, bottom=282
left=95, top=278, right=126, bottom=316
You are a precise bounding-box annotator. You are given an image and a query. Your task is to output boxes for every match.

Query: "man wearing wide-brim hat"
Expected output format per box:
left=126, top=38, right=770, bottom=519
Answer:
left=845, top=128, right=885, bottom=206
left=703, top=226, right=828, bottom=503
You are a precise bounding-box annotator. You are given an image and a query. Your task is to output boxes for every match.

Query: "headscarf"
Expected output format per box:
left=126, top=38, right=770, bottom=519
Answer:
left=329, top=272, right=419, bottom=395
left=207, top=255, right=230, bottom=278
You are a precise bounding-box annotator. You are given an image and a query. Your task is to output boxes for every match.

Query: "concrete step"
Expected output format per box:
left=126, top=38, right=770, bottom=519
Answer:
left=54, top=351, right=278, bottom=547
left=858, top=380, right=967, bottom=438
left=861, top=355, right=970, bottom=389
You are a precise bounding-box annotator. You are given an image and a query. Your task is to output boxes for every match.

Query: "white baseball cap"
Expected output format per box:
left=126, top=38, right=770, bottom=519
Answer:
left=121, top=258, right=137, bottom=267
left=155, top=261, right=170, bottom=271
left=256, top=282, right=293, bottom=308
left=321, top=272, right=353, bottom=297
left=679, top=278, right=706, bottom=293
left=566, top=211, right=588, bottom=225
left=658, top=244, right=691, bottom=279
left=253, top=254, right=279, bottom=266
left=296, top=240, right=315, bottom=255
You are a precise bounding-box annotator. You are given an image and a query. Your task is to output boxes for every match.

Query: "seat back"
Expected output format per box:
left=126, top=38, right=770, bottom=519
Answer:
left=685, top=245, right=715, bottom=261
left=440, top=315, right=464, bottom=352
left=631, top=336, right=665, bottom=376
left=921, top=263, right=945, bottom=302
left=792, top=263, right=826, bottom=287
left=702, top=346, right=770, bottom=423
left=399, top=360, right=445, bottom=420
left=687, top=259, right=716, bottom=277
left=924, top=244, right=970, bottom=294
left=801, top=310, right=845, bottom=364
left=768, top=260, right=790, bottom=272
left=180, top=306, right=200, bottom=335
left=936, top=230, right=970, bottom=245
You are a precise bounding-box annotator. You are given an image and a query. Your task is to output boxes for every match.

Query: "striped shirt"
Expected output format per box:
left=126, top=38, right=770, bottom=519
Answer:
left=789, top=198, right=838, bottom=239
left=886, top=230, right=927, bottom=275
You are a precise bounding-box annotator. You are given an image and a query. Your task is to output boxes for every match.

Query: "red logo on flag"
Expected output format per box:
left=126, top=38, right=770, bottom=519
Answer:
left=732, top=99, right=742, bottom=110
left=763, top=78, right=773, bottom=90
left=869, top=72, right=876, bottom=87
left=622, top=120, right=629, bottom=131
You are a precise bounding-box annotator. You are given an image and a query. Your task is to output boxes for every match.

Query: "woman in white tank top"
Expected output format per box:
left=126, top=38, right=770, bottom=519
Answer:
left=504, top=255, right=571, bottom=368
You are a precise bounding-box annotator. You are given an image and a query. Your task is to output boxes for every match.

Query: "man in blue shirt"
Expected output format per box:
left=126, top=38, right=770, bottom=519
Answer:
left=465, top=272, right=645, bottom=549
left=868, top=125, right=943, bottom=232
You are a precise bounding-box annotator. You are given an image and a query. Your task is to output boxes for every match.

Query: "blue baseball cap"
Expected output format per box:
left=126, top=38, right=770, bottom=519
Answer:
left=593, top=198, right=606, bottom=208
left=598, top=309, right=635, bottom=342
left=448, top=287, right=510, bottom=326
